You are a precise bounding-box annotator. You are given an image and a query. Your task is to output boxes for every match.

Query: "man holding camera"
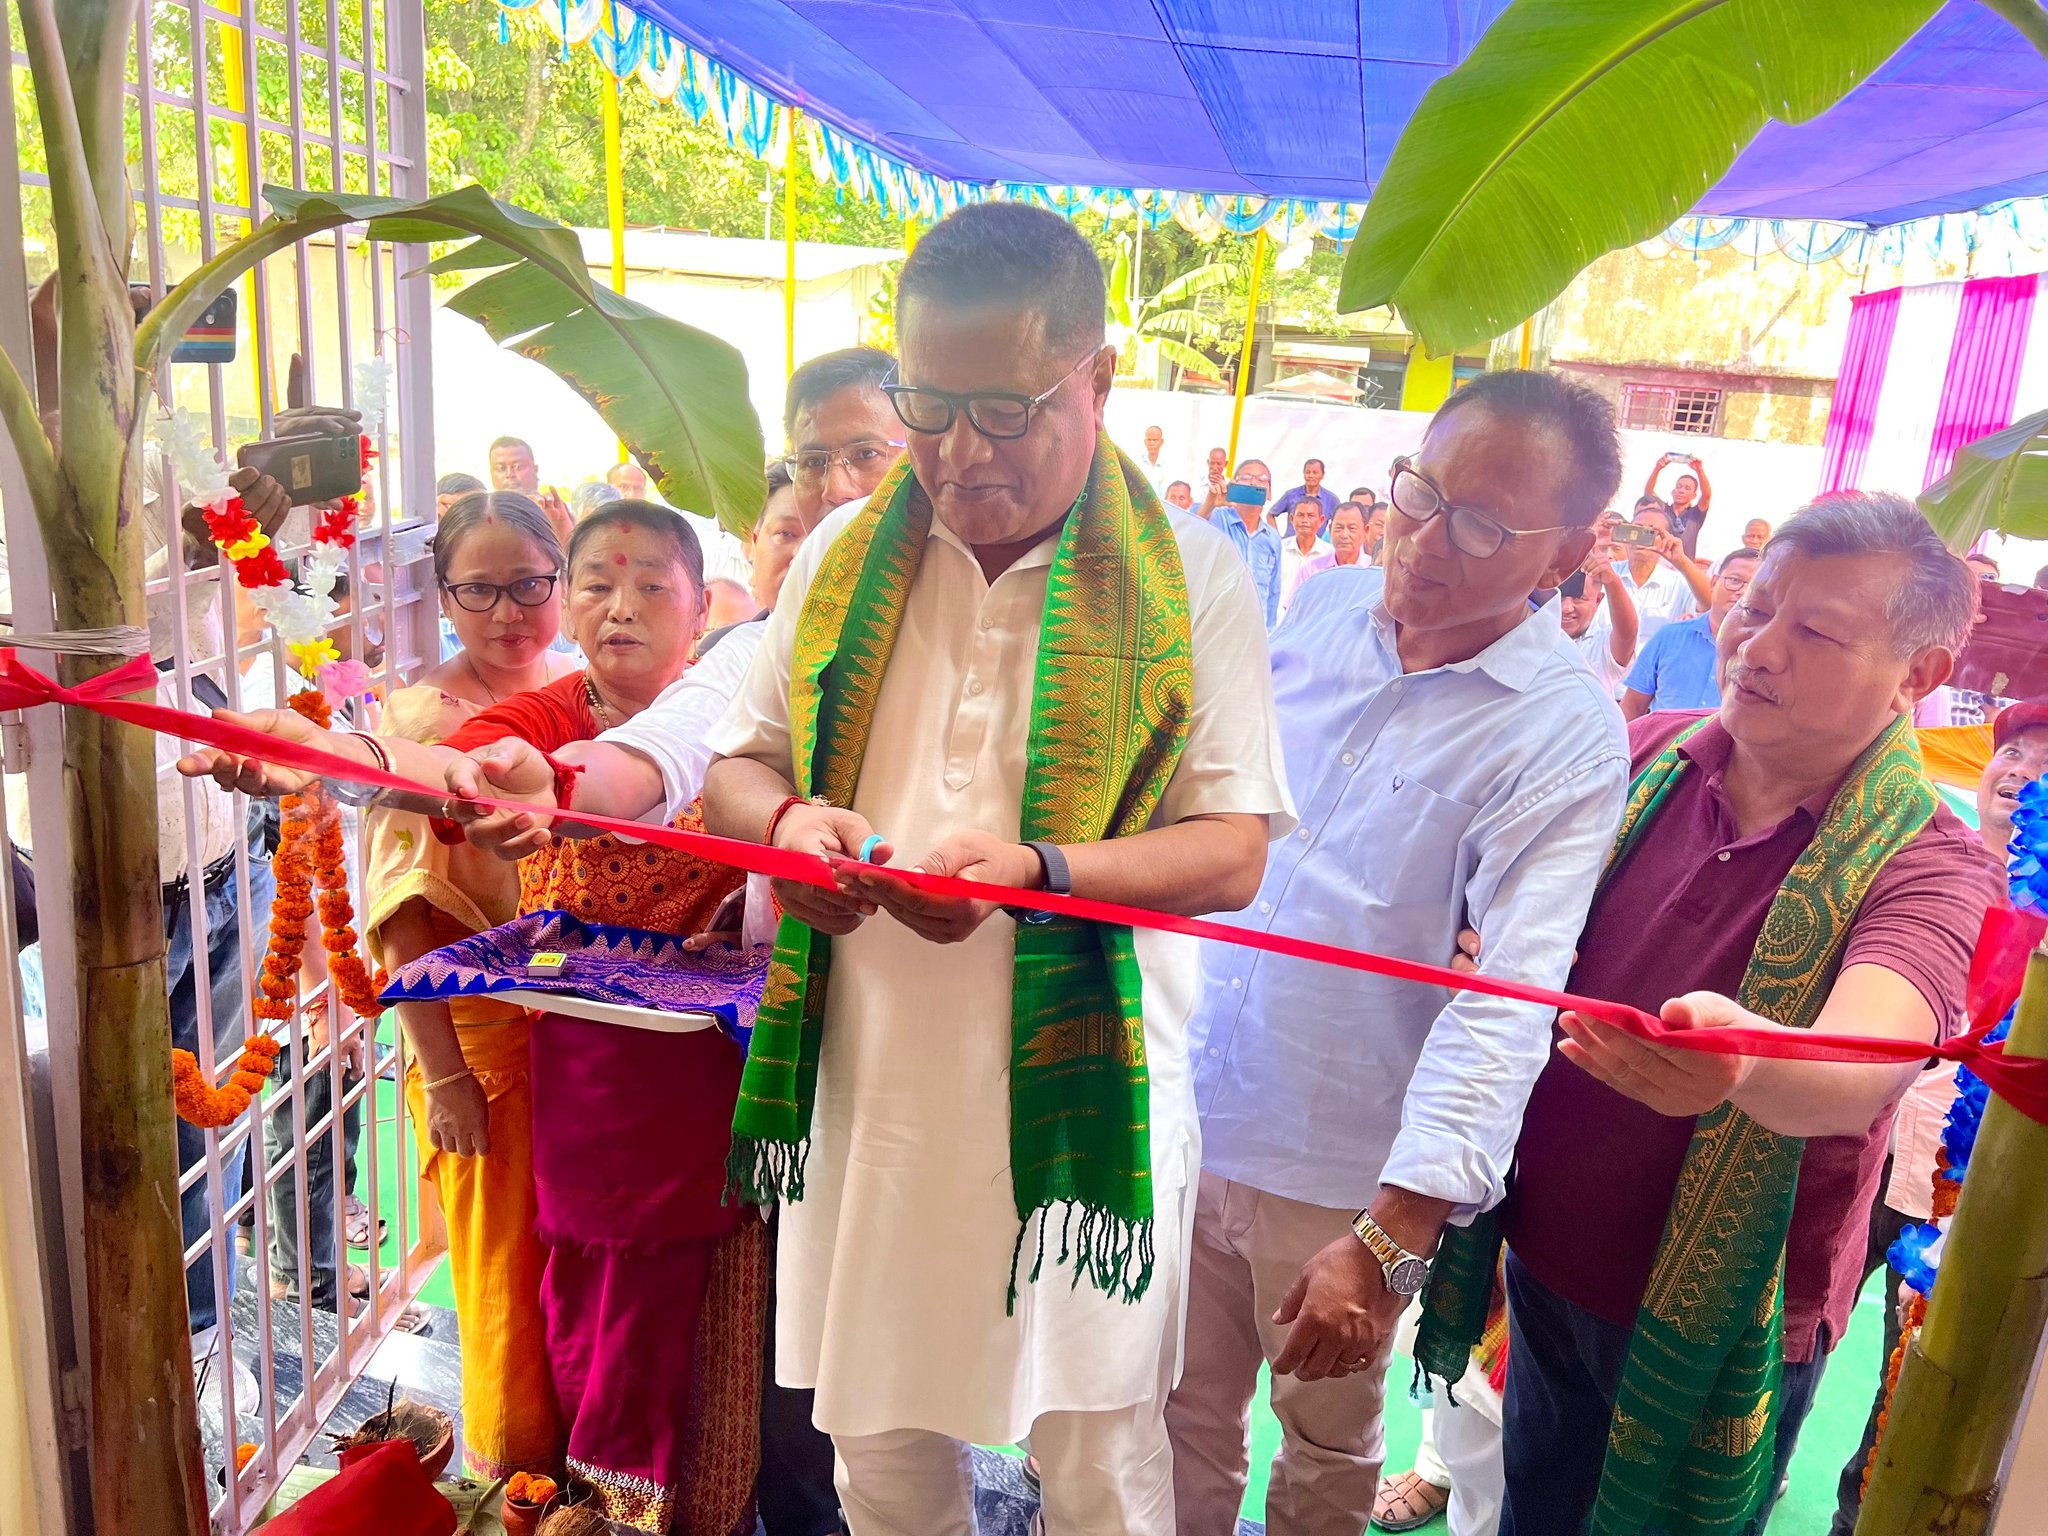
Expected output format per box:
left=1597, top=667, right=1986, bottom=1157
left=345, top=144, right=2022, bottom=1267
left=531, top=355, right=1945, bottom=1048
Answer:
left=1613, top=499, right=1710, bottom=645
left=1198, top=458, right=1284, bottom=625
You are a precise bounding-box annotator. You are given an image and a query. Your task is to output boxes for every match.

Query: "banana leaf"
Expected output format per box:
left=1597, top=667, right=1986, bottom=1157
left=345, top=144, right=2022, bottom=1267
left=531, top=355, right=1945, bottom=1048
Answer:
left=1918, top=410, right=2048, bottom=551
left=1338, top=0, right=1943, bottom=354
left=142, top=184, right=765, bottom=534
left=446, top=259, right=765, bottom=535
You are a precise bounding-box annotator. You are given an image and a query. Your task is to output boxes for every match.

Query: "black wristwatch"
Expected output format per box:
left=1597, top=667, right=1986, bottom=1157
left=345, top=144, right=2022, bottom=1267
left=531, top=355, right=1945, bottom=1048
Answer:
left=1005, top=840, right=1070, bottom=925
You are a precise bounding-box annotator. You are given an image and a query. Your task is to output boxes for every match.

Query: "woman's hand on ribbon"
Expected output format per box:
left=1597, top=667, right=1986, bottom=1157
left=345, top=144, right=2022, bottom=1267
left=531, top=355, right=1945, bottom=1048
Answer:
left=840, top=830, right=1040, bottom=944
left=1556, top=994, right=1757, bottom=1118
left=445, top=741, right=558, bottom=859
left=176, top=708, right=327, bottom=796
left=774, top=804, right=889, bottom=935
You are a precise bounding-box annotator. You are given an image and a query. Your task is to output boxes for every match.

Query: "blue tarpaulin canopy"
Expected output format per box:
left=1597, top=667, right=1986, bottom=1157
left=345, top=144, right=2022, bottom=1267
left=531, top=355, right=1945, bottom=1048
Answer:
left=619, top=0, right=2048, bottom=227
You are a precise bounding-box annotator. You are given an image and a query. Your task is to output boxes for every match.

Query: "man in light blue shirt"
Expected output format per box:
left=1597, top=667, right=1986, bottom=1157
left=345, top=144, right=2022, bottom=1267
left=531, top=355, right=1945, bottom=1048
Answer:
left=1621, top=546, right=1759, bottom=719
left=1269, top=457, right=1341, bottom=535
left=1200, top=458, right=1284, bottom=625
left=1165, top=372, right=1633, bottom=1534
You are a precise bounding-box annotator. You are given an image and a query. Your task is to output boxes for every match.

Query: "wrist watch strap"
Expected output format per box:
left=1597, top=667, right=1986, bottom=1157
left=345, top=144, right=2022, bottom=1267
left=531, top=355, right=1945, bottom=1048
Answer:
left=1005, top=840, right=1069, bottom=926
left=1351, top=1209, right=1433, bottom=1296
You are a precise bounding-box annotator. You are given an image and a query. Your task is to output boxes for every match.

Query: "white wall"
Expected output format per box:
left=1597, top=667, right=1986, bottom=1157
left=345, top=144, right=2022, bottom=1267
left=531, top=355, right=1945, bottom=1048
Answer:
left=1105, top=389, right=1824, bottom=568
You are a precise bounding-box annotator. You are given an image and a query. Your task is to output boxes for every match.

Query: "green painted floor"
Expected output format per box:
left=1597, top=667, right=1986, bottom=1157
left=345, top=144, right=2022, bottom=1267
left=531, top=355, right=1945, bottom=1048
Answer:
left=364, top=1031, right=1880, bottom=1531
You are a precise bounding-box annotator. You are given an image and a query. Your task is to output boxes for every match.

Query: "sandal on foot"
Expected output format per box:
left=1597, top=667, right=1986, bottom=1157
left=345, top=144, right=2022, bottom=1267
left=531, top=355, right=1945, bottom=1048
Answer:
left=1373, top=1469, right=1450, bottom=1532
left=345, top=1197, right=386, bottom=1251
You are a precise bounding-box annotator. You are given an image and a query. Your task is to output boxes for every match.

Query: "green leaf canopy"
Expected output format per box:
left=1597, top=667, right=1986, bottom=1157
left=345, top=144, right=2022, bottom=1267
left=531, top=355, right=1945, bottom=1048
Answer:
left=1918, top=409, right=2048, bottom=551
left=253, top=185, right=766, bottom=533
left=1338, top=0, right=1943, bottom=354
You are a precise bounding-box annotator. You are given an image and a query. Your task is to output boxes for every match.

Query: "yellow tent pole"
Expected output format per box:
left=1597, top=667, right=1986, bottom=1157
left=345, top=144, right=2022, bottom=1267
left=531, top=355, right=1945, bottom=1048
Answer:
left=603, top=70, right=629, bottom=462
left=1518, top=316, right=1534, bottom=369
left=784, top=106, right=803, bottom=382
left=1226, top=227, right=1269, bottom=470
left=218, top=2, right=266, bottom=415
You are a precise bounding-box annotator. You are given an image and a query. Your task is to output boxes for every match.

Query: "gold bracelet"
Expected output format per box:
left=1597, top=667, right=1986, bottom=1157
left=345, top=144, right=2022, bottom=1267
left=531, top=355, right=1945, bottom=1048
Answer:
left=421, top=1067, right=473, bottom=1092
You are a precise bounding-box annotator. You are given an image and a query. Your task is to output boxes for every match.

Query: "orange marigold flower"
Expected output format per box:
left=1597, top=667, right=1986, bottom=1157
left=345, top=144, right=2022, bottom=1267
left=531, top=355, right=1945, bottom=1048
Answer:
left=234, top=1443, right=259, bottom=1473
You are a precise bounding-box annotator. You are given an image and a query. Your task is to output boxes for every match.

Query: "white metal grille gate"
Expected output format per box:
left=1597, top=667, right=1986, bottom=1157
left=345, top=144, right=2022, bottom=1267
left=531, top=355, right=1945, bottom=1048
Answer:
left=1, top=3, right=440, bottom=1529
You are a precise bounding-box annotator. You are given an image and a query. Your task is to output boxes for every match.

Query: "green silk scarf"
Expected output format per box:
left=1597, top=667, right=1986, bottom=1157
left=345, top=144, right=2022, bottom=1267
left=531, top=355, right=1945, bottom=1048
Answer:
left=1418, top=711, right=1935, bottom=1535
left=726, top=434, right=1193, bottom=1307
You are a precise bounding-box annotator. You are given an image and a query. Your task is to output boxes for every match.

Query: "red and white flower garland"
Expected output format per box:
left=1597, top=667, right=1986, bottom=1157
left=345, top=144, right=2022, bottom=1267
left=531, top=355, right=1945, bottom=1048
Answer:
left=154, top=357, right=393, bottom=692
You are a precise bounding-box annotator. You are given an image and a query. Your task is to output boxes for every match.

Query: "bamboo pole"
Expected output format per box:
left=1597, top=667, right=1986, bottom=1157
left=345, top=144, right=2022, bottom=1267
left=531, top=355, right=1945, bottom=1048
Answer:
left=1227, top=227, right=1268, bottom=470
left=784, top=106, right=802, bottom=382
left=1857, top=947, right=2048, bottom=1535
left=16, top=2, right=206, bottom=1531
left=1518, top=316, right=1533, bottom=369
left=603, top=68, right=629, bottom=463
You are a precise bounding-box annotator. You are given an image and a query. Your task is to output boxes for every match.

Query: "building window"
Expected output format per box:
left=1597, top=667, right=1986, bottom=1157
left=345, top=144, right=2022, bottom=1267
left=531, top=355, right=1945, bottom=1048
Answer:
left=1621, top=382, right=1721, bottom=435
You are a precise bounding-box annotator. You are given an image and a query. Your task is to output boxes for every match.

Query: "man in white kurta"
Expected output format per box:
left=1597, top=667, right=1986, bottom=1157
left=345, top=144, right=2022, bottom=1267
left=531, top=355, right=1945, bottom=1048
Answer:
left=703, top=203, right=1290, bottom=1535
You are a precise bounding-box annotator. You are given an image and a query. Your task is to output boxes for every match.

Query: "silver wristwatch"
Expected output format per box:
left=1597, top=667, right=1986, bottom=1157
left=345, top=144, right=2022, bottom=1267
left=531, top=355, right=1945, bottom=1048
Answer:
left=1351, top=1209, right=1432, bottom=1296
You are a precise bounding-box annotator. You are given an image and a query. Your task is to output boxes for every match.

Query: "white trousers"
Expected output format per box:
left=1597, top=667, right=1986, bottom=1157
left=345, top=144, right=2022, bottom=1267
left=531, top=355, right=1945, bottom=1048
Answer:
left=1409, top=1384, right=1505, bottom=1536
left=833, top=1398, right=1176, bottom=1536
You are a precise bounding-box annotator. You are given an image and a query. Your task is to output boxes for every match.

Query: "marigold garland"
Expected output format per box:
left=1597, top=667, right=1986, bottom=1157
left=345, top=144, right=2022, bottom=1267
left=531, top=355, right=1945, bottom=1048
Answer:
left=248, top=692, right=387, bottom=1040
left=171, top=1034, right=282, bottom=1129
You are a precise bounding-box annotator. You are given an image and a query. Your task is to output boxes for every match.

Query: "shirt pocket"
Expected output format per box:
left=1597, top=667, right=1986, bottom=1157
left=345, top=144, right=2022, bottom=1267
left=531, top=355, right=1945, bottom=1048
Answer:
left=1356, top=771, right=1478, bottom=910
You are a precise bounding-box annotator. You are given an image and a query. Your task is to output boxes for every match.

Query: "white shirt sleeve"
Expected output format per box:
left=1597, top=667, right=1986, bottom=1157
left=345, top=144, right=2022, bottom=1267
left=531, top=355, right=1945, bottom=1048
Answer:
left=705, top=506, right=856, bottom=771
left=1379, top=740, right=1629, bottom=1216
left=1157, top=520, right=1297, bottom=835
left=597, top=620, right=767, bottom=823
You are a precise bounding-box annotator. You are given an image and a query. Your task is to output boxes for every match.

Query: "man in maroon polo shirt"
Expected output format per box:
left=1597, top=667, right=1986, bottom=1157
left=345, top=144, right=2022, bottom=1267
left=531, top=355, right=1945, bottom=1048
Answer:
left=1493, top=492, right=2000, bottom=1536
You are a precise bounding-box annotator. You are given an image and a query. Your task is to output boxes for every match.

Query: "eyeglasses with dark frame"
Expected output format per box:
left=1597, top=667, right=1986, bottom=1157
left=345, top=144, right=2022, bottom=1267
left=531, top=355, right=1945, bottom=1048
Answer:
left=439, top=573, right=560, bottom=613
left=882, top=348, right=1102, bottom=440
left=1387, top=456, right=1580, bottom=560
left=782, top=438, right=907, bottom=485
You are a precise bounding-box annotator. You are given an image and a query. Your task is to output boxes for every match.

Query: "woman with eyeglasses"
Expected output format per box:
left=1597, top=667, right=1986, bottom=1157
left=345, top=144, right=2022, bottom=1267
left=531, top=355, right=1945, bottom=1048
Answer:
left=362, top=489, right=573, bottom=1481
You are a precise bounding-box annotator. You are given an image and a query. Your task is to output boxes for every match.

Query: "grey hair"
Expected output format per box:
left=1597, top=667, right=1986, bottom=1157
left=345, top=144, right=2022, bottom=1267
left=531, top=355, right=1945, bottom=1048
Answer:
left=568, top=479, right=622, bottom=519
left=1764, top=491, right=1975, bottom=654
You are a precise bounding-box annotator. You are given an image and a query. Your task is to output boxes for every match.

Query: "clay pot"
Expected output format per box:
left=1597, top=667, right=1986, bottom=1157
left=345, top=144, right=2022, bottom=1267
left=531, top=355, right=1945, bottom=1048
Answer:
left=500, top=1492, right=554, bottom=1536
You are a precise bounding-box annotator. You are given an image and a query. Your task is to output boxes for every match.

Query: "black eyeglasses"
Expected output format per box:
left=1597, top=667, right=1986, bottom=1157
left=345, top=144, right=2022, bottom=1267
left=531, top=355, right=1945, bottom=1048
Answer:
left=1387, top=457, right=1577, bottom=560
left=439, top=573, right=559, bottom=612
left=882, top=349, right=1100, bottom=440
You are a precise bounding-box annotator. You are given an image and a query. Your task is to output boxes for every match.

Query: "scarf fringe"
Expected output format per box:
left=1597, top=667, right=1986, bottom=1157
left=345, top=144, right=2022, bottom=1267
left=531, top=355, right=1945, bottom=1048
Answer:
left=1005, top=1201, right=1154, bottom=1315
left=725, top=1136, right=808, bottom=1208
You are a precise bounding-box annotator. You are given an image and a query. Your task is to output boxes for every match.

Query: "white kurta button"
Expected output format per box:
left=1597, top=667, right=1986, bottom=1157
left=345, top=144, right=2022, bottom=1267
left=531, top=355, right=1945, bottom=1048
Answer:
left=1230, top=977, right=1242, bottom=989
left=1717, top=850, right=1731, bottom=861
left=1258, top=901, right=1272, bottom=915
left=1297, top=827, right=1310, bottom=841
left=1341, top=751, right=1355, bottom=765
left=968, top=680, right=984, bottom=695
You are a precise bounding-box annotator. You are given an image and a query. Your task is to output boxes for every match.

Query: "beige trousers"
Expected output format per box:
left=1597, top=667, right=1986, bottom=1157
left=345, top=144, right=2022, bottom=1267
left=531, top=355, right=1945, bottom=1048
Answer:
left=833, top=1398, right=1176, bottom=1536
left=1165, top=1172, right=1392, bottom=1535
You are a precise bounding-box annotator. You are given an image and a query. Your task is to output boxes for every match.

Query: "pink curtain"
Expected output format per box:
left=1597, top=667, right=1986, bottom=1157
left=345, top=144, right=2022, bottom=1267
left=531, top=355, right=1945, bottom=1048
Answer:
left=1819, top=286, right=1902, bottom=493
left=1923, top=273, right=2040, bottom=488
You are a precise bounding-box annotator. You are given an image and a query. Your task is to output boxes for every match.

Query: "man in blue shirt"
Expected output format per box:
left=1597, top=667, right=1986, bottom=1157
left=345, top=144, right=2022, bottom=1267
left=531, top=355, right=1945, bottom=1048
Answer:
left=1165, top=371, right=1632, bottom=1534
left=1620, top=547, right=1759, bottom=719
left=1270, top=457, right=1341, bottom=534
left=1200, top=457, right=1285, bottom=625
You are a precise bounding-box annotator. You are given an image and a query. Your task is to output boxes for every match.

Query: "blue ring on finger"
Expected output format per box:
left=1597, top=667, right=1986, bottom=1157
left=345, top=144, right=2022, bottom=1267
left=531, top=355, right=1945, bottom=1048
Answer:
left=857, top=833, right=885, bottom=864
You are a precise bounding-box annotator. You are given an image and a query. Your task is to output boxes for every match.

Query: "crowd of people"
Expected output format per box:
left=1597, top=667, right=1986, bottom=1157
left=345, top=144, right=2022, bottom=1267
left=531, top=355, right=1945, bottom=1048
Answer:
left=164, top=202, right=2029, bottom=1536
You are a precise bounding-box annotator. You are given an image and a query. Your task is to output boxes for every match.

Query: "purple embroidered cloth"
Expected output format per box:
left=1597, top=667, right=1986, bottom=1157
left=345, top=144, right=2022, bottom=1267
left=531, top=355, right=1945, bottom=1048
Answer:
left=381, top=910, right=768, bottom=1047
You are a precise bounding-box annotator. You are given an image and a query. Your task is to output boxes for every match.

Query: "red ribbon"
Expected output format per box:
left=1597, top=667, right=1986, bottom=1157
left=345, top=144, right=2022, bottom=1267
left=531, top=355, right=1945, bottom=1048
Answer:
left=11, top=650, right=2048, bottom=1124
